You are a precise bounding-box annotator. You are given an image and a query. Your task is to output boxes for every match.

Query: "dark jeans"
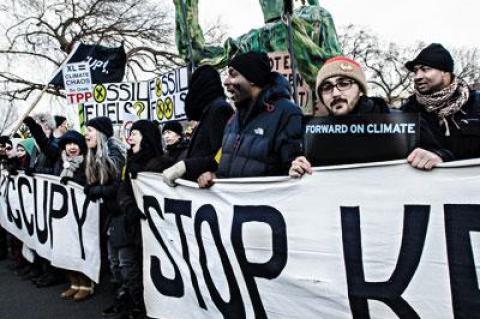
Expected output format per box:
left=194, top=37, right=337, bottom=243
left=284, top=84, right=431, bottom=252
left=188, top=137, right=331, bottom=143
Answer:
left=107, top=242, right=143, bottom=305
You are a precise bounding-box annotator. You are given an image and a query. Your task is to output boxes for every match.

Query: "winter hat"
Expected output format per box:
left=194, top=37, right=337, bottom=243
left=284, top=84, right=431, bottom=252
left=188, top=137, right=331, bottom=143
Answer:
left=316, top=56, right=368, bottom=96
left=18, top=138, right=36, bottom=157
left=162, top=121, right=183, bottom=137
left=405, top=43, right=454, bottom=73
left=131, top=120, right=163, bottom=155
left=0, top=136, right=10, bottom=146
left=184, top=65, right=225, bottom=121
left=59, top=130, right=87, bottom=154
left=54, top=115, right=67, bottom=128
left=228, top=51, right=271, bottom=87
left=85, top=116, right=114, bottom=138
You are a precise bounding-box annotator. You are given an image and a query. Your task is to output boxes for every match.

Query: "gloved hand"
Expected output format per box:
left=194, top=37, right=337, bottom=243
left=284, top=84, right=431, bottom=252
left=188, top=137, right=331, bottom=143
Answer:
left=162, top=161, right=186, bottom=187
left=24, top=167, right=34, bottom=176
left=87, top=185, right=104, bottom=201
left=60, top=176, right=71, bottom=185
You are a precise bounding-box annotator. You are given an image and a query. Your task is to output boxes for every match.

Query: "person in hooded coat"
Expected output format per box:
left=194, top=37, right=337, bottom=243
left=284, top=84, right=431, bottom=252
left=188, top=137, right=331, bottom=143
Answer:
left=113, top=120, right=166, bottom=318
left=161, top=120, right=189, bottom=163
left=16, top=138, right=36, bottom=170
left=161, top=65, right=234, bottom=185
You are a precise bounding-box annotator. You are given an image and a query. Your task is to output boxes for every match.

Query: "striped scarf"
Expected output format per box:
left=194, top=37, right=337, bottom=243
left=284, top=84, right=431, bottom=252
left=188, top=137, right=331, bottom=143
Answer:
left=415, top=78, right=470, bottom=136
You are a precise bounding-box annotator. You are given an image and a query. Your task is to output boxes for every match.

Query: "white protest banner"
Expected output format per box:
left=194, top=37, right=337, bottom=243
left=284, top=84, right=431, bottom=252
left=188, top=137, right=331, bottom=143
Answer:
left=150, top=66, right=188, bottom=123
left=133, top=160, right=480, bottom=319
left=268, top=51, right=313, bottom=114
left=0, top=172, right=101, bottom=282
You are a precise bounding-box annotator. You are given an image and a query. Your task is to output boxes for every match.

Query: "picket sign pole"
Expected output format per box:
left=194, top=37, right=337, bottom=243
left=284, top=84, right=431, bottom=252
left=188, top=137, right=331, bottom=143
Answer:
left=284, top=5, right=299, bottom=105
left=8, top=44, right=79, bottom=137
left=10, top=84, right=49, bottom=137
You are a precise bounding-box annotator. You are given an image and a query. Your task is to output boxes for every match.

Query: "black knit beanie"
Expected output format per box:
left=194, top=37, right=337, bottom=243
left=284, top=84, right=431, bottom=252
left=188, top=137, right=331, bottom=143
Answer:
left=0, top=136, right=11, bottom=146
left=131, top=120, right=163, bottom=156
left=85, top=116, right=113, bottom=138
left=54, top=115, right=67, bottom=128
left=59, top=130, right=87, bottom=154
left=162, top=121, right=183, bottom=137
left=184, top=65, right=225, bottom=121
left=228, top=51, right=271, bottom=87
left=405, top=43, right=454, bottom=73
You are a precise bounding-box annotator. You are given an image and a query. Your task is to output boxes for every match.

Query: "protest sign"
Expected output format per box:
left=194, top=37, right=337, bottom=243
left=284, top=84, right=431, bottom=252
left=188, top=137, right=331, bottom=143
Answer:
left=150, top=66, right=189, bottom=123
left=63, top=61, right=93, bottom=105
left=304, top=113, right=420, bottom=165
left=133, top=161, right=480, bottom=318
left=268, top=51, right=312, bottom=113
left=78, top=81, right=152, bottom=127
left=49, top=43, right=126, bottom=88
left=77, top=66, right=189, bottom=128
left=0, top=172, right=101, bottom=282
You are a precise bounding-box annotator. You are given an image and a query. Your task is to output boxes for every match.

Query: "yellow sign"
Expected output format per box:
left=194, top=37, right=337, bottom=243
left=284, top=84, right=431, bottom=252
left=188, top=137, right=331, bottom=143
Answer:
left=155, top=78, right=162, bottom=97
left=156, top=99, right=164, bottom=120
left=164, top=97, right=174, bottom=119
left=133, top=101, right=145, bottom=117
left=94, top=84, right=107, bottom=103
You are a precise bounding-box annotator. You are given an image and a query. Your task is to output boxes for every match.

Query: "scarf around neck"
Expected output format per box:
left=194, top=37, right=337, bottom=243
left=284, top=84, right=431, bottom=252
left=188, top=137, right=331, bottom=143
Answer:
left=60, top=151, right=84, bottom=179
left=415, top=78, right=470, bottom=136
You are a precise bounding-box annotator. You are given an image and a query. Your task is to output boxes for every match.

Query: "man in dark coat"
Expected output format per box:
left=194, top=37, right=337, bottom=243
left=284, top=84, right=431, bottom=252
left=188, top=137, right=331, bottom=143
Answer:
left=161, top=65, right=234, bottom=185
left=402, top=43, right=480, bottom=170
left=290, top=56, right=390, bottom=177
left=197, top=51, right=303, bottom=187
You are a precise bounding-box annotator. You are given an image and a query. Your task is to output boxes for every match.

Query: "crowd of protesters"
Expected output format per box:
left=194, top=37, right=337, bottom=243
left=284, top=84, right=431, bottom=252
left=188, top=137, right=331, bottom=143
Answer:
left=0, top=43, right=479, bottom=319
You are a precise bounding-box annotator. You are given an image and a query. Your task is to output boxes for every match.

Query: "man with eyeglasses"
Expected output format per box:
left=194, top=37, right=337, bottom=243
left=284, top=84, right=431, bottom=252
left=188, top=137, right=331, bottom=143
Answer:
left=289, top=56, right=390, bottom=177
left=315, top=56, right=390, bottom=116
left=402, top=43, right=480, bottom=170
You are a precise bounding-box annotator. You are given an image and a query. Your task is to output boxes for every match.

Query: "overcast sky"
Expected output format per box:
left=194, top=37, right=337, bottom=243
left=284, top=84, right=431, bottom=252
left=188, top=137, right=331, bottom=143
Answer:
left=199, top=0, right=479, bottom=50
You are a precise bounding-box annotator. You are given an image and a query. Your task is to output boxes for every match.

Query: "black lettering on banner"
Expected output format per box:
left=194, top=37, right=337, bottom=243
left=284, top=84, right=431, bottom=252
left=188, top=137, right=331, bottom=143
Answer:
left=17, top=176, right=34, bottom=235
left=0, top=173, right=7, bottom=196
left=231, top=205, right=288, bottom=319
left=445, top=204, right=480, bottom=318
left=6, top=176, right=21, bottom=228
left=144, top=196, right=184, bottom=297
left=341, top=205, right=429, bottom=318
left=164, top=199, right=207, bottom=309
left=194, top=204, right=246, bottom=318
left=35, top=180, right=49, bottom=244
left=48, top=184, right=69, bottom=248
left=70, top=188, right=88, bottom=260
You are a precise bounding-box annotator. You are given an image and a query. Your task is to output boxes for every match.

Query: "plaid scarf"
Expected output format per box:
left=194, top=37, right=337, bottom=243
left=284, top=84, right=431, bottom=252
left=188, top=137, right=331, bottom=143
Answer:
left=415, top=78, right=470, bottom=136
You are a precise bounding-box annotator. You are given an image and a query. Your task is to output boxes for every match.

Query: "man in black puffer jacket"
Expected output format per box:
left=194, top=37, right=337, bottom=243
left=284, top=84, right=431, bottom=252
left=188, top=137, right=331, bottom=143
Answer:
left=197, top=51, right=303, bottom=187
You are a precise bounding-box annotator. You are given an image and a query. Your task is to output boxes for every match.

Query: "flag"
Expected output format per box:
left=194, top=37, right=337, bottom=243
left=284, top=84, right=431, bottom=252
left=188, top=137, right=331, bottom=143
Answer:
left=49, top=43, right=127, bottom=88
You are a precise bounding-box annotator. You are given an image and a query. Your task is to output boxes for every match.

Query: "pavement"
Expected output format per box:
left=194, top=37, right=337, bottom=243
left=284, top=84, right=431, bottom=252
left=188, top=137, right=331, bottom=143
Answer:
left=0, top=258, right=115, bottom=319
